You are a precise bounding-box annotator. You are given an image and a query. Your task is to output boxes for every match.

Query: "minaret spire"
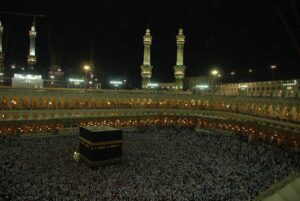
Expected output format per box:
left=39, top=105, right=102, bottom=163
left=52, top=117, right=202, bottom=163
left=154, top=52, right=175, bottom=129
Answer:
left=0, top=20, right=4, bottom=75
left=0, top=20, right=3, bottom=53
left=27, top=17, right=37, bottom=71
left=140, top=27, right=153, bottom=89
left=173, top=27, right=186, bottom=90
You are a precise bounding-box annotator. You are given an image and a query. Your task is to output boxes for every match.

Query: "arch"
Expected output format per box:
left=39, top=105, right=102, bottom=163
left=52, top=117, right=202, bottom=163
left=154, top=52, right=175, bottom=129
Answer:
left=105, top=98, right=111, bottom=108
left=90, top=97, right=96, bottom=109
left=49, top=97, right=57, bottom=109
left=66, top=98, right=73, bottom=109
left=97, top=98, right=103, bottom=109
left=11, top=96, right=20, bottom=109
left=31, top=97, right=38, bottom=109
left=84, top=98, right=91, bottom=109
left=279, top=106, right=288, bottom=120
left=22, top=113, right=29, bottom=120
left=266, top=104, right=274, bottom=118
left=22, top=96, right=30, bottom=109
left=1, top=95, right=10, bottom=109
left=273, top=104, right=281, bottom=119
left=289, top=106, right=298, bottom=122
left=74, top=97, right=81, bottom=108
left=58, top=97, right=65, bottom=109
left=38, top=96, right=48, bottom=109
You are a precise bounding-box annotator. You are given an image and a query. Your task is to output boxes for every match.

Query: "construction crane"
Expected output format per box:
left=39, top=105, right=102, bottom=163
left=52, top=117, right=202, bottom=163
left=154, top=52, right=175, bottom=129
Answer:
left=273, top=0, right=300, bottom=57
left=0, top=11, right=45, bottom=27
left=0, top=11, right=45, bottom=18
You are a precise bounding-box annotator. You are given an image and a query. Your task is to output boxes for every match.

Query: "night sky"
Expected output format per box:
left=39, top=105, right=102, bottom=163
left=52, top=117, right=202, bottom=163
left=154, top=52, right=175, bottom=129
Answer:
left=1, top=0, right=300, bottom=87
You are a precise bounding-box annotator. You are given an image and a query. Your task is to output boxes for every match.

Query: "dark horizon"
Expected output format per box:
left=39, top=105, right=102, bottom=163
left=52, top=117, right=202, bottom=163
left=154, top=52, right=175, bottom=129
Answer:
left=1, top=0, right=300, bottom=87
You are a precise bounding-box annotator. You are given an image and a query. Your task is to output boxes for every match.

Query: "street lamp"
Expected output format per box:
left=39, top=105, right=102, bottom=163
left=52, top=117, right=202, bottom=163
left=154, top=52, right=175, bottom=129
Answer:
left=249, top=69, right=253, bottom=81
left=211, top=70, right=219, bottom=76
left=270, top=65, right=276, bottom=80
left=230, top=71, right=235, bottom=83
left=83, top=65, right=90, bottom=88
left=211, top=69, right=220, bottom=94
left=50, top=75, right=55, bottom=86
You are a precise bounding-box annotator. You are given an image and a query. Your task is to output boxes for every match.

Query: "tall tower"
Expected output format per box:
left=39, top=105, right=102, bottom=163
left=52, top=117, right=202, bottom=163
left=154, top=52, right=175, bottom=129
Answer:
left=173, top=28, right=186, bottom=90
left=27, top=19, right=37, bottom=71
left=140, top=28, right=153, bottom=89
left=0, top=20, right=4, bottom=74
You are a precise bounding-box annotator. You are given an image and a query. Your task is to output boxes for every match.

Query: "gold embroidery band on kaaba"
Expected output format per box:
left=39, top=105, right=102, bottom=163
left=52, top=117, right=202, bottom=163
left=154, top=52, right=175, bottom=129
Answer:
left=80, top=154, right=122, bottom=165
left=79, top=137, right=123, bottom=146
left=80, top=141, right=121, bottom=149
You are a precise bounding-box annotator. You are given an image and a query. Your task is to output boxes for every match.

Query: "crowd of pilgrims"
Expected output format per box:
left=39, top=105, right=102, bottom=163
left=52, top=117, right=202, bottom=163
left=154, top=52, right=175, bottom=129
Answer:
left=0, top=125, right=299, bottom=201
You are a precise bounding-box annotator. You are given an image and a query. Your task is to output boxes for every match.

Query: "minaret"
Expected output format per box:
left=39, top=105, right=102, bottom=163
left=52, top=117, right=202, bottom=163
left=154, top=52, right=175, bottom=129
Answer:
left=173, top=27, right=186, bottom=90
left=0, top=20, right=4, bottom=74
left=27, top=19, right=37, bottom=71
left=140, top=27, right=153, bottom=89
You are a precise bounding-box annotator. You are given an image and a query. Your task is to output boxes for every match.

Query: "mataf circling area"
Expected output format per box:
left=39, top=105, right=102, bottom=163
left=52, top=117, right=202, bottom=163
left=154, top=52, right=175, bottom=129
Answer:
left=1, top=126, right=299, bottom=201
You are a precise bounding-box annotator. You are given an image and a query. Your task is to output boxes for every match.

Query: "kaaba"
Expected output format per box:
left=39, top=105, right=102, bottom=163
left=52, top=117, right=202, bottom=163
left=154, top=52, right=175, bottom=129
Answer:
left=79, top=126, right=123, bottom=166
